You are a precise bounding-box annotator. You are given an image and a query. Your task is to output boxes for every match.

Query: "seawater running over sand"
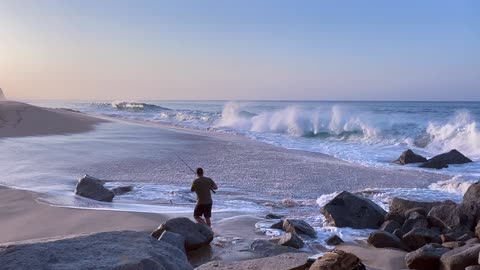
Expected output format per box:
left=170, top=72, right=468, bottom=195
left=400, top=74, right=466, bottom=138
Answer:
left=2, top=100, right=480, bottom=245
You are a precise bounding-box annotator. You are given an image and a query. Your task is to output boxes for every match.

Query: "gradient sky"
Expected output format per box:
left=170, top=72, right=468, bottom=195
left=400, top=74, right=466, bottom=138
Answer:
left=1, top=0, right=479, bottom=101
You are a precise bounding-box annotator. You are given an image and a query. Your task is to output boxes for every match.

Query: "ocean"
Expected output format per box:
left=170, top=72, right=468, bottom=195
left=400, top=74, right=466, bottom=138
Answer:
left=2, top=100, right=479, bottom=246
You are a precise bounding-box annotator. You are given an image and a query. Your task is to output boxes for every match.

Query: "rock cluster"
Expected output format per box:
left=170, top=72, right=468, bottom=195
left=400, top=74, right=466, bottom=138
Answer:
left=394, top=149, right=472, bottom=169
left=261, top=217, right=317, bottom=249
left=357, top=180, right=480, bottom=270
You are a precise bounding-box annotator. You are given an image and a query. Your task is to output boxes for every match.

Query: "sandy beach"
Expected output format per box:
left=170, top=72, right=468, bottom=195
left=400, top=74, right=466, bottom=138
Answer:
left=0, top=102, right=435, bottom=269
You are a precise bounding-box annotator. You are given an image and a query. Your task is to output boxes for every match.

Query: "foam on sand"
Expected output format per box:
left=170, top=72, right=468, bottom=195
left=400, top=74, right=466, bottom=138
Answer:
left=0, top=101, right=108, bottom=138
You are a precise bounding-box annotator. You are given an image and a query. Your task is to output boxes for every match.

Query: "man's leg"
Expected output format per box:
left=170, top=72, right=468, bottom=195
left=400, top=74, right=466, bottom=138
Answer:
left=205, top=218, right=211, bottom=228
left=195, top=216, right=206, bottom=225
left=194, top=204, right=206, bottom=225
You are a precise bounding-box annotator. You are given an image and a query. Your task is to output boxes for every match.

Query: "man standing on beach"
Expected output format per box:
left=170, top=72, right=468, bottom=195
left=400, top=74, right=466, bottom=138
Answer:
left=191, top=167, right=218, bottom=227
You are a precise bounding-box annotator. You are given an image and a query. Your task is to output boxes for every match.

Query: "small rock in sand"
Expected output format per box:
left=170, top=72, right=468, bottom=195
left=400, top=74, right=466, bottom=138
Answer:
left=394, top=149, right=427, bottom=165
left=325, top=234, right=344, bottom=246
left=283, top=219, right=316, bottom=238
left=278, top=232, right=304, bottom=249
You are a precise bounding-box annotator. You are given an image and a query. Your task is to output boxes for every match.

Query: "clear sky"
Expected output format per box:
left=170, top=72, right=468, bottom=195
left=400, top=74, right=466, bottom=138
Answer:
left=0, top=0, right=479, bottom=101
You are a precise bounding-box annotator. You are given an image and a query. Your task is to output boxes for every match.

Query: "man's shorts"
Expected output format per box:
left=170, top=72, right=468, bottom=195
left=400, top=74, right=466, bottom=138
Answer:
left=194, top=203, right=212, bottom=218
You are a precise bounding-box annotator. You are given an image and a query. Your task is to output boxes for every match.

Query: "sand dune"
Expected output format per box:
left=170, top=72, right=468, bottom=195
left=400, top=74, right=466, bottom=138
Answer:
left=0, top=101, right=107, bottom=138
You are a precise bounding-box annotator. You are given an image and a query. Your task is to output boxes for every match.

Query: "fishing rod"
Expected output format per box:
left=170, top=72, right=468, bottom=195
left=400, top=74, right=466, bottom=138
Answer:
left=175, top=153, right=216, bottom=194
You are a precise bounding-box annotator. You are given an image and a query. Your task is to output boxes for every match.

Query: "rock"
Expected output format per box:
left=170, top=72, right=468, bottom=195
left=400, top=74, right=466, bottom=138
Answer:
left=439, top=243, right=480, bottom=270
left=402, top=213, right=428, bottom=234
left=402, top=228, right=441, bottom=250
left=326, top=234, right=344, bottom=246
left=151, top=217, right=214, bottom=251
left=266, top=213, right=284, bottom=219
left=278, top=233, right=304, bottom=249
left=420, top=159, right=449, bottom=169
left=428, top=149, right=473, bottom=165
left=405, top=243, right=450, bottom=270
left=0, top=88, right=6, bottom=101
left=309, top=250, right=365, bottom=270
left=111, top=185, right=134, bottom=195
left=466, top=266, right=480, bottom=270
left=270, top=220, right=284, bottom=230
left=393, top=229, right=404, bottom=239
left=389, top=197, right=443, bottom=217
left=250, top=240, right=301, bottom=257
left=385, top=211, right=406, bottom=225
left=321, top=191, right=387, bottom=229
left=441, top=228, right=475, bottom=243
left=394, top=149, right=427, bottom=165
left=475, top=220, right=480, bottom=239
left=380, top=220, right=402, bottom=234
left=464, top=181, right=480, bottom=205
left=405, top=207, right=428, bottom=217
left=0, top=231, right=192, bottom=270
left=159, top=231, right=186, bottom=253
left=283, top=219, right=316, bottom=238
left=74, top=174, right=115, bottom=202
left=465, top=238, right=480, bottom=245
left=442, top=241, right=465, bottom=249
left=367, top=231, right=408, bottom=250
left=196, top=253, right=311, bottom=270
left=427, top=203, right=478, bottom=230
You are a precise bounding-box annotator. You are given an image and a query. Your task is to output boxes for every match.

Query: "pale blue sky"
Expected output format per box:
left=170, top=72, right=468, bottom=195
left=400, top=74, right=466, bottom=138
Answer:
left=0, top=0, right=479, bottom=100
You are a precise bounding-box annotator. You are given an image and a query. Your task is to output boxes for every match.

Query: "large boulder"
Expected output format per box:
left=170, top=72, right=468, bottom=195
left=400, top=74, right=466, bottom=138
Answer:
left=388, top=197, right=443, bottom=217
left=405, top=244, right=449, bottom=270
left=420, top=159, right=449, bottom=169
left=439, top=244, right=480, bottom=270
left=74, top=174, right=115, bottom=202
left=283, top=219, right=316, bottom=238
left=151, top=217, right=214, bottom=251
left=367, top=231, right=408, bottom=250
left=250, top=240, right=301, bottom=257
left=428, top=149, right=473, bottom=165
left=394, top=149, right=427, bottom=165
left=278, top=232, right=304, bottom=249
left=402, top=228, right=441, bottom=250
left=309, top=250, right=365, bottom=270
left=321, top=191, right=387, bottom=229
left=464, top=181, right=480, bottom=205
left=0, top=231, right=193, bottom=270
left=427, top=203, right=478, bottom=230
left=196, top=253, right=311, bottom=270
left=159, top=231, right=186, bottom=254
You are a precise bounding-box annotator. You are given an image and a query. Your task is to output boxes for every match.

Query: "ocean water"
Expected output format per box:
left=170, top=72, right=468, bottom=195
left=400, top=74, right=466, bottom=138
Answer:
left=48, top=100, right=480, bottom=174
left=4, top=100, right=480, bottom=245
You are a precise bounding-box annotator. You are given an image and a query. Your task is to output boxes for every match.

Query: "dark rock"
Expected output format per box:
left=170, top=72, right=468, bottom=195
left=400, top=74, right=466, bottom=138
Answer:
left=420, top=159, right=449, bottom=169
left=439, top=243, right=480, bottom=270
left=0, top=231, right=193, bottom=270
left=428, top=149, right=473, bottom=165
left=310, top=250, right=365, bottom=270
left=394, top=149, right=427, bottom=165
left=159, top=231, right=186, bottom=253
left=325, top=234, right=344, bottom=246
left=475, top=220, right=480, bottom=239
left=402, top=228, right=441, bottom=250
left=151, top=217, right=214, bottom=251
left=270, top=220, right=284, bottom=230
left=385, top=211, right=406, bottom=225
left=278, top=232, right=304, bottom=249
left=457, top=234, right=475, bottom=242
left=250, top=239, right=301, bottom=257
left=74, top=174, right=115, bottom=202
left=283, top=219, right=316, bottom=238
left=389, top=197, right=443, bottom=217
left=465, top=238, right=480, bottom=245
left=111, top=185, right=134, bottom=195
left=393, top=229, right=404, bottom=239
left=464, top=181, right=480, bottom=205
left=321, top=191, right=386, bottom=229
left=265, top=213, right=284, bottom=219
left=196, top=253, right=311, bottom=270
left=466, top=266, right=480, bottom=270
left=367, top=230, right=408, bottom=250
left=428, top=203, right=478, bottom=230
left=380, top=220, right=402, bottom=234
left=402, top=213, right=428, bottom=234
left=405, top=207, right=428, bottom=217
left=442, top=241, right=465, bottom=249
left=405, top=243, right=449, bottom=270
